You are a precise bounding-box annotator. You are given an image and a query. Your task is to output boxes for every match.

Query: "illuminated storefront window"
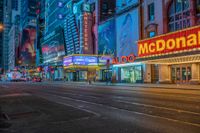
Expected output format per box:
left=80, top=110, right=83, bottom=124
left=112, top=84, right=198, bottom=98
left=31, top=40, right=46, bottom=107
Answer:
left=121, top=65, right=143, bottom=83
left=168, top=0, right=191, bottom=32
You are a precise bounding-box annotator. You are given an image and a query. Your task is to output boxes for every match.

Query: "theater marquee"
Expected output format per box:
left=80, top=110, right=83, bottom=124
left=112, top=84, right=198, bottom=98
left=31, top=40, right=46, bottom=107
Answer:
left=138, top=26, right=200, bottom=57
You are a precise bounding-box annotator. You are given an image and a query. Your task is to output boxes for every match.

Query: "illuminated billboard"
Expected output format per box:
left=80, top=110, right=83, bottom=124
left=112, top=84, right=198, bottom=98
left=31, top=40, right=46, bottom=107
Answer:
left=63, top=55, right=112, bottom=67
left=42, top=27, right=65, bottom=64
left=116, top=8, right=139, bottom=57
left=20, top=28, right=36, bottom=66
left=98, top=19, right=116, bottom=56
left=138, top=26, right=200, bottom=57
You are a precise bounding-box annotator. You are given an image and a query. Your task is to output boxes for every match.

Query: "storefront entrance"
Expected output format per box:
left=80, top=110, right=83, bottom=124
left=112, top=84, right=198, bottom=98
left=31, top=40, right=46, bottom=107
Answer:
left=120, top=65, right=143, bottom=83
left=172, top=65, right=192, bottom=84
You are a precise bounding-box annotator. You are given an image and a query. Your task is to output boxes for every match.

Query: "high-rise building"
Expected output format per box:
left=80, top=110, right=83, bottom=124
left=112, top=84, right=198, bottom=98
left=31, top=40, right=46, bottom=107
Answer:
left=16, top=0, right=38, bottom=67
left=8, top=0, right=21, bottom=70
left=0, top=0, right=4, bottom=73
left=36, top=0, right=45, bottom=66
left=3, top=0, right=12, bottom=71
left=20, top=0, right=37, bottom=29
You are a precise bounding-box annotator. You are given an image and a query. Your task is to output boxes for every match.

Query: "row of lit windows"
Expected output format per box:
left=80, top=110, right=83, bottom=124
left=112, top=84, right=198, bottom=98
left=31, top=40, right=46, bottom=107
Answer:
left=147, top=0, right=199, bottom=38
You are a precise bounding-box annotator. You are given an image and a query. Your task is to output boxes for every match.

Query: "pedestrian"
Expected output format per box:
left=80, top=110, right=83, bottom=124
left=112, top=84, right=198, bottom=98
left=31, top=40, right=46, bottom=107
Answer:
left=93, top=75, right=96, bottom=82
left=64, top=76, right=66, bottom=82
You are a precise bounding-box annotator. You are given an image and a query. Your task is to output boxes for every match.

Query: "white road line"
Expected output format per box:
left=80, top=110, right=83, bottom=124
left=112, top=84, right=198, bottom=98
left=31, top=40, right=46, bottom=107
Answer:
left=115, top=100, right=200, bottom=116
left=59, top=84, right=200, bottom=101
left=42, top=89, right=200, bottom=116
left=41, top=92, right=200, bottom=128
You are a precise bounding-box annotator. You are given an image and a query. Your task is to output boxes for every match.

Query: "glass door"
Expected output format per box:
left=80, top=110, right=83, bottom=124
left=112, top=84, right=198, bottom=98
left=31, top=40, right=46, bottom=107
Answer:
left=172, top=65, right=192, bottom=84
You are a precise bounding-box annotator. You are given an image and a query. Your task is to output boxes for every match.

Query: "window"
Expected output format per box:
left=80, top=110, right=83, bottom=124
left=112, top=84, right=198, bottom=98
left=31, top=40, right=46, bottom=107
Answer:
left=148, top=3, right=155, bottom=21
left=168, top=0, right=191, bottom=32
left=197, top=0, right=200, bottom=14
left=149, top=31, right=155, bottom=38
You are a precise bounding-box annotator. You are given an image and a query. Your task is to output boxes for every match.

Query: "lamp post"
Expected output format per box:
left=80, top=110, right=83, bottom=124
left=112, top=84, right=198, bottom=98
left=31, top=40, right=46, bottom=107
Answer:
left=0, top=24, right=4, bottom=32
left=0, top=24, right=4, bottom=74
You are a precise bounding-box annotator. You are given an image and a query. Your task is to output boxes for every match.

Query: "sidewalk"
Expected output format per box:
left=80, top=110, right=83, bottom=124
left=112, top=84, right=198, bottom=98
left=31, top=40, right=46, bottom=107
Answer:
left=47, top=81, right=200, bottom=90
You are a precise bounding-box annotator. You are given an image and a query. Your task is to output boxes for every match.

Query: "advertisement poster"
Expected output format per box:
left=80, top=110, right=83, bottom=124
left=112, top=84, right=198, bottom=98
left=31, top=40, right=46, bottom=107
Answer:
left=116, top=8, right=139, bottom=57
left=20, top=28, right=36, bottom=65
left=73, top=56, right=98, bottom=66
left=42, top=28, right=65, bottom=64
left=98, top=19, right=116, bottom=56
left=116, top=0, right=138, bottom=13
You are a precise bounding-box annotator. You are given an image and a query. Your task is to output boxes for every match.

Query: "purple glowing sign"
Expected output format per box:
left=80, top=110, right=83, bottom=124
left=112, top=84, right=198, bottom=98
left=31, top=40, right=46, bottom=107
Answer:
left=63, top=56, right=98, bottom=66
left=73, top=56, right=98, bottom=66
left=63, top=56, right=73, bottom=67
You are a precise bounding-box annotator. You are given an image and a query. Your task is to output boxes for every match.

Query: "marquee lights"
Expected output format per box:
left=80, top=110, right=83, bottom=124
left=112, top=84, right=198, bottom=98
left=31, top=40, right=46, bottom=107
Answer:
left=138, top=26, right=200, bottom=57
left=83, top=13, right=89, bottom=51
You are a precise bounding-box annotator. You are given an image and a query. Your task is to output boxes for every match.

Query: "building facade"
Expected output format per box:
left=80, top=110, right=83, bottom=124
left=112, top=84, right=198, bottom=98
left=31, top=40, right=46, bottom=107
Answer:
left=0, top=0, right=4, bottom=73
left=140, top=0, right=200, bottom=84
left=8, top=0, right=21, bottom=70
left=3, top=0, right=12, bottom=71
left=20, top=0, right=37, bottom=29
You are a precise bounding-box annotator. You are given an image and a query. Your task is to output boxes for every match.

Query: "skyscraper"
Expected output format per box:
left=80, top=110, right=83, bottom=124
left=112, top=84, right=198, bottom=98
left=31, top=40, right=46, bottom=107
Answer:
left=3, top=0, right=12, bottom=71
left=0, top=0, right=4, bottom=73
left=20, top=0, right=37, bottom=29
left=8, top=0, right=21, bottom=70
left=16, top=0, right=38, bottom=67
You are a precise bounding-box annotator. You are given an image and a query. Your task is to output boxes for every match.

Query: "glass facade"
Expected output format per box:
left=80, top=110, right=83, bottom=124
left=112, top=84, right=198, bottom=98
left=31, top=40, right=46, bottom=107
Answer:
left=171, top=64, right=192, bottom=84
left=120, top=65, right=143, bottom=83
left=168, top=0, right=191, bottom=32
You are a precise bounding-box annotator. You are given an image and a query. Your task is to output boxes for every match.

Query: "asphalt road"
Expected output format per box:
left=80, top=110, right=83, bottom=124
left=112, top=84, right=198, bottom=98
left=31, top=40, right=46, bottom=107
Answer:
left=0, top=82, right=200, bottom=133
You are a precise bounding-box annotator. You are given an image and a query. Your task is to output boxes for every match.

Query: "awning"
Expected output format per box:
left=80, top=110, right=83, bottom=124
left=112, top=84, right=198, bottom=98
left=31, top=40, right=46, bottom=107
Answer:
left=140, top=54, right=200, bottom=65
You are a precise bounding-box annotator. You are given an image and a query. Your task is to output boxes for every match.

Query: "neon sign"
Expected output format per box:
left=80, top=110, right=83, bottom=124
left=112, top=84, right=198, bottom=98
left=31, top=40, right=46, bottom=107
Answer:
left=138, top=26, right=200, bottom=57
left=112, top=54, right=136, bottom=64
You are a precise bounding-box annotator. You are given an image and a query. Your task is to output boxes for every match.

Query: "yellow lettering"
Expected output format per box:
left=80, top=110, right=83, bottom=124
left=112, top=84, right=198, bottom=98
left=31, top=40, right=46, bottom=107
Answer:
left=166, top=39, right=176, bottom=50
left=176, top=37, right=186, bottom=48
left=138, top=43, right=149, bottom=55
left=156, top=40, right=165, bottom=52
left=149, top=43, right=155, bottom=53
left=187, top=34, right=197, bottom=46
left=198, top=31, right=200, bottom=45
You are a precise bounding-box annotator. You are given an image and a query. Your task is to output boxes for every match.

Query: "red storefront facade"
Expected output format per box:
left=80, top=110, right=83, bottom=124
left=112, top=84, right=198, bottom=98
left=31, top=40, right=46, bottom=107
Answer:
left=140, top=0, right=200, bottom=84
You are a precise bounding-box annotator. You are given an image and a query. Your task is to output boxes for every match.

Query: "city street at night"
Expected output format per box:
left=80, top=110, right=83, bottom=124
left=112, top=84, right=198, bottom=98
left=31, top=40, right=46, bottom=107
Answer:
left=1, top=0, right=200, bottom=133
left=0, top=82, right=200, bottom=133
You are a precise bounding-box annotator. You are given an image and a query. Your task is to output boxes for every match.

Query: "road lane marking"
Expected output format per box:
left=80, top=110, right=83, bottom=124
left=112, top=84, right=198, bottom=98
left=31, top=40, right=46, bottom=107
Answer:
left=37, top=92, right=200, bottom=128
left=115, top=100, right=200, bottom=116
left=41, top=89, right=200, bottom=116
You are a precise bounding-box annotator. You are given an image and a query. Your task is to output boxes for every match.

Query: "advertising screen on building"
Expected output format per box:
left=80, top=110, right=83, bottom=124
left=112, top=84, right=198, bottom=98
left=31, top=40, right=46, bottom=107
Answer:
left=116, top=8, right=139, bottom=57
left=63, top=55, right=112, bottom=67
left=138, top=26, right=200, bottom=57
left=116, top=0, right=138, bottom=13
left=42, top=27, right=65, bottom=64
left=63, top=56, right=98, bottom=67
left=73, top=56, right=98, bottom=66
left=20, top=28, right=36, bottom=66
left=63, top=56, right=73, bottom=67
left=98, top=19, right=116, bottom=56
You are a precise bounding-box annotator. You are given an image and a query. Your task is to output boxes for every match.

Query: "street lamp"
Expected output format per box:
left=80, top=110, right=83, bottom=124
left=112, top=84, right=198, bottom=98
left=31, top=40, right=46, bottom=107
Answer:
left=0, top=24, right=4, bottom=32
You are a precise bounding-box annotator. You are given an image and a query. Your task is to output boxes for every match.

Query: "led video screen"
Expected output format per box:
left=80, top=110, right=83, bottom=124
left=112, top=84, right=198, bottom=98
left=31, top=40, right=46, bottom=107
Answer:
left=20, top=28, right=36, bottom=65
